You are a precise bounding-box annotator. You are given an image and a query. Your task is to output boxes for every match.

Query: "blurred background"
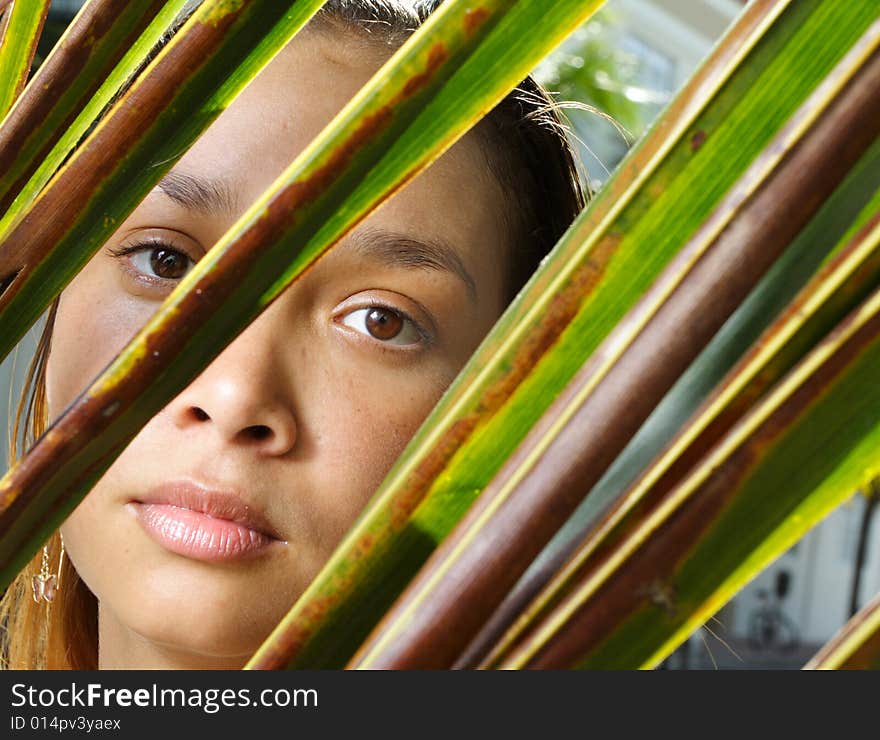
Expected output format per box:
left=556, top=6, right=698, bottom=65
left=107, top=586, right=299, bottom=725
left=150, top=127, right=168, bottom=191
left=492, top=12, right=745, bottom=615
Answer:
left=3, top=0, right=877, bottom=669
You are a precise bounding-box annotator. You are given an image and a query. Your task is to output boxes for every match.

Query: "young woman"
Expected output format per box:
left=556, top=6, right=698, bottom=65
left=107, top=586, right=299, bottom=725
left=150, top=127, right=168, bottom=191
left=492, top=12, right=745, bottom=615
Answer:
left=1, top=0, right=586, bottom=669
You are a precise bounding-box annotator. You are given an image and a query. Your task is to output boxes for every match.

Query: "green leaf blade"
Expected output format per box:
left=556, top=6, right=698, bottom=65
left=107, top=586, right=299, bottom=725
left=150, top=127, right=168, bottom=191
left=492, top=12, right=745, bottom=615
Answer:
left=0, top=0, right=49, bottom=120
left=0, top=0, right=193, bottom=217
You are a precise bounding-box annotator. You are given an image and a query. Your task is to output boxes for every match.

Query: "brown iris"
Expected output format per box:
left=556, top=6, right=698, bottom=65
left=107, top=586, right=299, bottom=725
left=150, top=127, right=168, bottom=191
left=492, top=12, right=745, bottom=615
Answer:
left=365, top=307, right=404, bottom=340
left=150, top=247, right=189, bottom=280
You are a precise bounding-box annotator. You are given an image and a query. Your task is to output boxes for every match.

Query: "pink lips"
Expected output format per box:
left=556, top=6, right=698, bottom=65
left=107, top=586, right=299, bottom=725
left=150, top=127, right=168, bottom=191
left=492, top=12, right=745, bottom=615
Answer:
left=129, top=480, right=283, bottom=562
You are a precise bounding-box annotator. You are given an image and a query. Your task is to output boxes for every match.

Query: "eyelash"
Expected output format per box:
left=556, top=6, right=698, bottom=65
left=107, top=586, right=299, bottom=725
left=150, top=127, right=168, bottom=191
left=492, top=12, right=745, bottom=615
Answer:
left=338, top=300, right=432, bottom=349
left=107, top=239, right=196, bottom=285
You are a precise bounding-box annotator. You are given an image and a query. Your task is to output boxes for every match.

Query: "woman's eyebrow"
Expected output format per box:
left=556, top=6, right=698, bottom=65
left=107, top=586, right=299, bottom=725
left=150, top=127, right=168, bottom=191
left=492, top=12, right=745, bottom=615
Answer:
left=345, top=228, right=478, bottom=301
left=153, top=171, right=239, bottom=216
left=152, top=175, right=478, bottom=300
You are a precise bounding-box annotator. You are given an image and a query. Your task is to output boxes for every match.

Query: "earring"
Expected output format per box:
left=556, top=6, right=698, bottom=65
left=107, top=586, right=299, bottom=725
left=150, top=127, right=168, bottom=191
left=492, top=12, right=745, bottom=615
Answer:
left=32, top=534, right=64, bottom=604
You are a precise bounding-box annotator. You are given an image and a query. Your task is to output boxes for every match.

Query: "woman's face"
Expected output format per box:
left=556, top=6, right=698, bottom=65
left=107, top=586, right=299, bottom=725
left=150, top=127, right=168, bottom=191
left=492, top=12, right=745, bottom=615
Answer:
left=46, top=30, right=509, bottom=667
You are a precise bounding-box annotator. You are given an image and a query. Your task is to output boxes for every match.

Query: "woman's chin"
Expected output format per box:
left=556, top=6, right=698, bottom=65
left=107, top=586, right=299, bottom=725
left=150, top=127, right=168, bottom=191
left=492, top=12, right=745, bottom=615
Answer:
left=103, top=574, right=293, bottom=667
left=116, top=610, right=269, bottom=668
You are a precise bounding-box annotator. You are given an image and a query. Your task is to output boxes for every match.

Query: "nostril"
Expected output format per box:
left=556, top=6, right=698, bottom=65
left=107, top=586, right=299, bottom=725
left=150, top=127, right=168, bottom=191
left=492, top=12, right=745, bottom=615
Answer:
left=247, top=425, right=272, bottom=441
left=192, top=407, right=210, bottom=421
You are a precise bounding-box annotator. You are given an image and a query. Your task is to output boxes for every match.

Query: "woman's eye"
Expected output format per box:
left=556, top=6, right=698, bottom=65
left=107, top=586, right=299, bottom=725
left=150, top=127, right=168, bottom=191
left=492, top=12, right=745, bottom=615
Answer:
left=341, top=306, right=423, bottom=346
left=110, top=242, right=195, bottom=282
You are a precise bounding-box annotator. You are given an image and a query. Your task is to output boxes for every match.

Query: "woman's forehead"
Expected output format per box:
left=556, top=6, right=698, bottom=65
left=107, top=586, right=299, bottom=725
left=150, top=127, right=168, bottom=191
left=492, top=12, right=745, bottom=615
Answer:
left=165, top=29, right=508, bottom=308
left=172, top=32, right=379, bottom=203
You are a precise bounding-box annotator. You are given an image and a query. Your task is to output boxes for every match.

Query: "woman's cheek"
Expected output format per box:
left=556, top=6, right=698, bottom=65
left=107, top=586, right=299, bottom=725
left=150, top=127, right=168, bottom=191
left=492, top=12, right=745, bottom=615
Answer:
left=47, top=268, right=156, bottom=420
left=58, top=470, right=129, bottom=602
left=313, top=364, right=448, bottom=541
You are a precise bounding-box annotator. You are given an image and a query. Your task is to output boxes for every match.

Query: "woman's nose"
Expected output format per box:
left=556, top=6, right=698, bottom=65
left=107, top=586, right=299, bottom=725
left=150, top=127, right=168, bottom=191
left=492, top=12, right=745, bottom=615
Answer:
left=164, top=307, right=298, bottom=457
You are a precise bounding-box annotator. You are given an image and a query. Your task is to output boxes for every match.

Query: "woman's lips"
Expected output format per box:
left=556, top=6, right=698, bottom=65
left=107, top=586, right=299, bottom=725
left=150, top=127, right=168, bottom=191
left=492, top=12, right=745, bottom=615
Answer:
left=128, top=480, right=283, bottom=562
